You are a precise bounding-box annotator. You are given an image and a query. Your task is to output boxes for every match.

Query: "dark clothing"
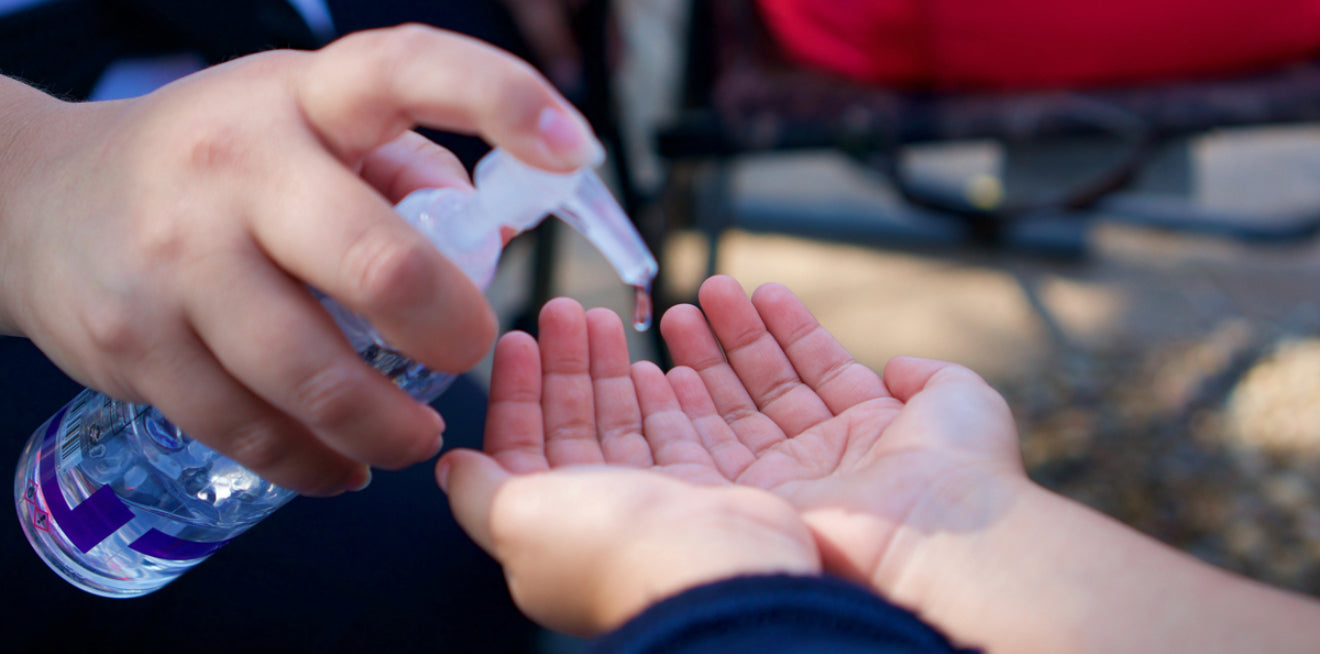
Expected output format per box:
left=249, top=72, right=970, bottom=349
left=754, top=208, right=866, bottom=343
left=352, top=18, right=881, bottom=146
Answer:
left=591, top=574, right=978, bottom=654
left=0, top=0, right=321, bottom=99
left=0, top=0, right=528, bottom=168
left=0, top=337, right=537, bottom=653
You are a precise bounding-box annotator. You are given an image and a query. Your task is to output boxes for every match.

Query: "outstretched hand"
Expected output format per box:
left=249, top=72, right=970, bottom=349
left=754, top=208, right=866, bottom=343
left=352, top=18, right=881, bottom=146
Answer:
left=445, top=275, right=1320, bottom=652
left=440, top=274, right=1027, bottom=631
left=653, top=276, right=1025, bottom=590
left=437, top=458, right=819, bottom=636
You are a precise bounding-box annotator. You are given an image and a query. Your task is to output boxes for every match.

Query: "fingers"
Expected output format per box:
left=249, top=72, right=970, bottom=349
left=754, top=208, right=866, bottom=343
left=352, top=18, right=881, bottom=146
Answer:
left=182, top=249, right=446, bottom=473
left=262, top=24, right=612, bottom=376
left=664, top=366, right=755, bottom=480
left=435, top=448, right=511, bottom=554
left=695, top=276, right=837, bottom=436
left=128, top=327, right=368, bottom=496
left=358, top=130, right=473, bottom=203
left=485, top=302, right=655, bottom=471
left=538, top=298, right=606, bottom=465
left=484, top=331, right=551, bottom=473
left=750, top=282, right=889, bottom=411
left=585, top=308, right=651, bottom=466
left=659, top=297, right=787, bottom=455
left=631, top=361, right=724, bottom=480
left=251, top=153, right=497, bottom=375
left=296, top=25, right=603, bottom=172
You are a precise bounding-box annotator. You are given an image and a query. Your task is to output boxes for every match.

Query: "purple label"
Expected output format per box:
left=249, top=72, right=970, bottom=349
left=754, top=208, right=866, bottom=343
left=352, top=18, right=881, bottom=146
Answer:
left=38, top=407, right=134, bottom=553
left=129, top=529, right=231, bottom=560
left=38, top=402, right=232, bottom=560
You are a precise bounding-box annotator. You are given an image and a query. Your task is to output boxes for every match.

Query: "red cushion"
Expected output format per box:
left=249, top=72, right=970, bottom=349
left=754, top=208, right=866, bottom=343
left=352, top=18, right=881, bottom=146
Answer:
left=757, top=0, right=1320, bottom=90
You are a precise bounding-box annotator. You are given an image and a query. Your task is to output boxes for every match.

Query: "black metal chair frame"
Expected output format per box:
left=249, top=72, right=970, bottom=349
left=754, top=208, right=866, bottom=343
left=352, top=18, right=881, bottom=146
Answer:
left=519, top=0, right=1320, bottom=367
left=640, top=0, right=1320, bottom=298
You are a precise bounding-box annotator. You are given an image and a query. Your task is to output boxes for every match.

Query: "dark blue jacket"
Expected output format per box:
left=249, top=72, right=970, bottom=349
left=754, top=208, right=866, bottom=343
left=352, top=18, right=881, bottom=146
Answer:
left=593, top=574, right=980, bottom=654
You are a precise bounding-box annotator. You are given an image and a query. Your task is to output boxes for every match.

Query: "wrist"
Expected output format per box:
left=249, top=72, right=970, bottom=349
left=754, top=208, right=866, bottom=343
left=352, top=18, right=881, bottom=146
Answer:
left=869, top=467, right=1031, bottom=616
left=589, top=488, right=822, bottom=634
left=0, top=77, right=69, bottom=336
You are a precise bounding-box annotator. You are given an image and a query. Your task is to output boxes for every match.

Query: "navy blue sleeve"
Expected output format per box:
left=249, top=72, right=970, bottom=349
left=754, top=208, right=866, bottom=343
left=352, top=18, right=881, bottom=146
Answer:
left=588, top=574, right=980, bottom=654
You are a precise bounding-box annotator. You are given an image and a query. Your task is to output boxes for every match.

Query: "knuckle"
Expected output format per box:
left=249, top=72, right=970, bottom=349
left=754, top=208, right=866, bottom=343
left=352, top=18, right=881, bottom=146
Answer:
left=758, top=377, right=801, bottom=408
left=289, top=363, right=367, bottom=430
left=222, top=420, right=294, bottom=476
left=427, top=312, right=496, bottom=374
left=81, top=296, right=147, bottom=358
left=338, top=24, right=434, bottom=80
left=377, top=443, right=428, bottom=471
left=342, top=228, right=436, bottom=312
left=725, top=325, right=767, bottom=354
left=380, top=23, right=439, bottom=57
left=817, top=356, right=854, bottom=388
left=131, top=213, right=192, bottom=267
left=490, top=57, right=546, bottom=95
left=451, top=310, right=498, bottom=370
left=488, top=65, right=553, bottom=125
left=545, top=418, right=594, bottom=445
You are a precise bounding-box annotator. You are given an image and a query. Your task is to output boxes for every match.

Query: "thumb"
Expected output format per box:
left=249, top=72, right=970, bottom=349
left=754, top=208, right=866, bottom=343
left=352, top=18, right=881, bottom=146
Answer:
left=436, top=448, right=511, bottom=554
left=296, top=25, right=603, bottom=171
left=883, top=356, right=986, bottom=402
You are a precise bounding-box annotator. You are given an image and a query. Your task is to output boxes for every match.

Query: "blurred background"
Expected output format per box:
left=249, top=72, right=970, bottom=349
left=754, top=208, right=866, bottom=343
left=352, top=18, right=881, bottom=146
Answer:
left=485, top=0, right=1320, bottom=603
left=3, top=0, right=1320, bottom=650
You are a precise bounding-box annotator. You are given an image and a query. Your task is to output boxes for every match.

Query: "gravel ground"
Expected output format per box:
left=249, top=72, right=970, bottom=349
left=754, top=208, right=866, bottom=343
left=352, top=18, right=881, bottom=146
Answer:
left=1006, top=320, right=1320, bottom=594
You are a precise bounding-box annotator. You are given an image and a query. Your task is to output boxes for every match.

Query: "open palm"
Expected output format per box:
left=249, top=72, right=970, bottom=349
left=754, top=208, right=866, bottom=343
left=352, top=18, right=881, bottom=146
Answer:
left=480, top=275, right=1025, bottom=592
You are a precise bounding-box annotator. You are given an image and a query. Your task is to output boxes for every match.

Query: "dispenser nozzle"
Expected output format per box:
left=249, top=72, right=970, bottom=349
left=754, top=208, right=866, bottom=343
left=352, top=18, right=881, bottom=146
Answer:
left=554, top=170, right=658, bottom=290
left=555, top=170, right=658, bottom=330
left=473, top=149, right=659, bottom=330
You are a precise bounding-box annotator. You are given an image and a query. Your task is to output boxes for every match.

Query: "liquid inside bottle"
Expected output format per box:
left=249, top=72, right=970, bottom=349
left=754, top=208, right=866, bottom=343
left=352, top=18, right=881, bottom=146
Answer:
left=13, top=316, right=456, bottom=599
left=14, top=390, right=296, bottom=597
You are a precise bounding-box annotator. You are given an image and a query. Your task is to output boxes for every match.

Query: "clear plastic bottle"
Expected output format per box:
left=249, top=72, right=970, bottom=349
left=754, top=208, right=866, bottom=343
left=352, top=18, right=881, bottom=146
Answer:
left=14, top=149, right=658, bottom=598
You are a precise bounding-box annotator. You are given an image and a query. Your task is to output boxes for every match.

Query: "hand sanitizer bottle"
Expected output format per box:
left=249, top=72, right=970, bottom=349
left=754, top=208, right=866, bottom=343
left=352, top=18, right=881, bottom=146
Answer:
left=13, top=148, right=658, bottom=598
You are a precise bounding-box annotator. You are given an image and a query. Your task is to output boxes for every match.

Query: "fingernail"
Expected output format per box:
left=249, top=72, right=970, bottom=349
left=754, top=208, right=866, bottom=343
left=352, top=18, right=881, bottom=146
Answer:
left=428, top=433, right=446, bottom=460
left=435, top=457, right=452, bottom=493
left=538, top=106, right=605, bottom=168
left=347, top=466, right=372, bottom=492
left=426, top=408, right=447, bottom=459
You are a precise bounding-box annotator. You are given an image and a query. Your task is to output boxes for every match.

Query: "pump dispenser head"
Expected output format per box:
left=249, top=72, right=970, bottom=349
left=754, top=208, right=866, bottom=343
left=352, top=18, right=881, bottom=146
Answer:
left=472, top=149, right=660, bottom=328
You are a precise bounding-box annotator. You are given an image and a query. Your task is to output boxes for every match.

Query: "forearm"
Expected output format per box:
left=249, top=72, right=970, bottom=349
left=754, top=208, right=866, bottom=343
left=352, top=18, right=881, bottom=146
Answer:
left=899, top=478, right=1320, bottom=653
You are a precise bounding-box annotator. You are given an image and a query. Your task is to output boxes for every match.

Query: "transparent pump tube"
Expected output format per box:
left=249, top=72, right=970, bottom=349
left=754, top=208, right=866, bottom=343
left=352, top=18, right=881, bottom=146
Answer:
left=14, top=149, right=658, bottom=597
